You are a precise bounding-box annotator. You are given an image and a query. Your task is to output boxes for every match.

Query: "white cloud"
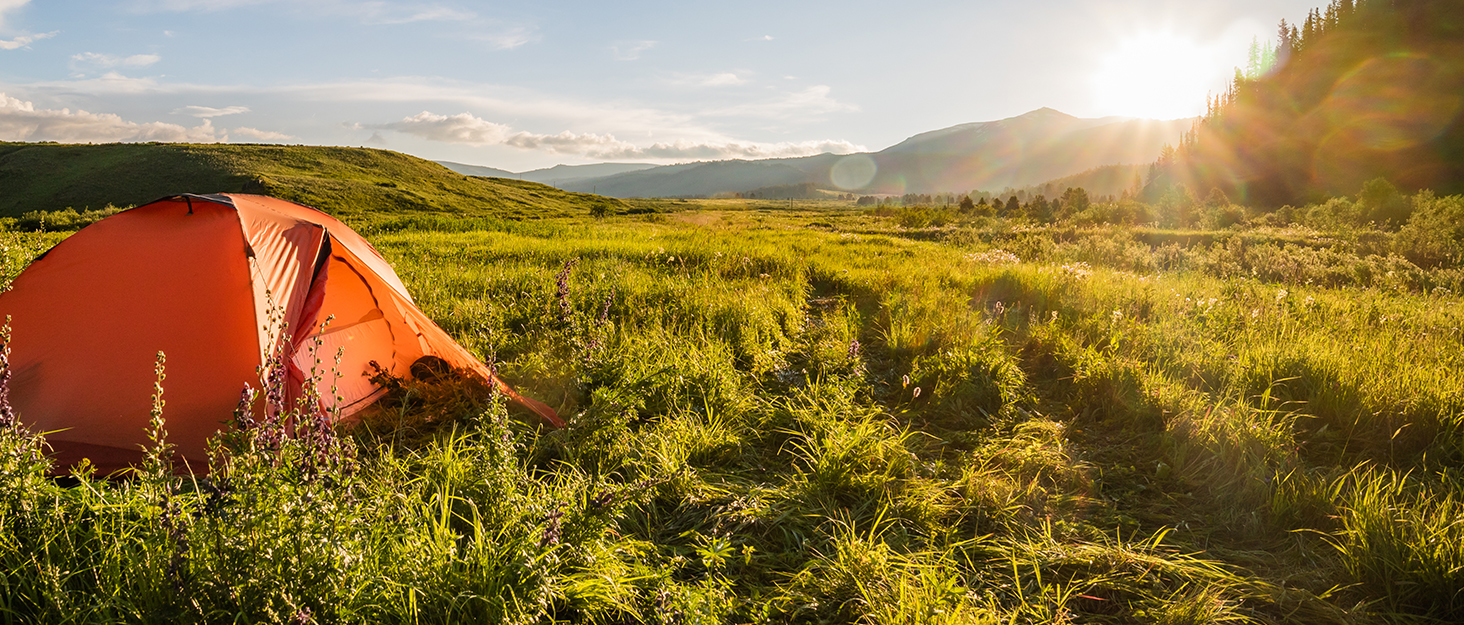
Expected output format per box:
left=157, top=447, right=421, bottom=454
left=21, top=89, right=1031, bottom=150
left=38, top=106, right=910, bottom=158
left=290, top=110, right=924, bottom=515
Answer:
left=612, top=40, right=655, bottom=61
left=473, top=25, right=535, bottom=50
left=173, top=104, right=249, bottom=117
left=71, top=52, right=162, bottom=69
left=369, top=109, right=863, bottom=161
left=704, top=85, right=857, bottom=120
left=0, top=0, right=30, bottom=30
left=762, top=35, right=774, bottom=41
left=129, top=0, right=271, bottom=9
left=354, top=2, right=476, bottom=25
left=7, top=76, right=861, bottom=163
left=0, top=92, right=225, bottom=142
left=0, top=30, right=56, bottom=51
left=371, top=110, right=511, bottom=145
left=133, top=0, right=489, bottom=27
left=670, top=72, right=746, bottom=87
left=231, top=126, right=294, bottom=141
left=592, top=138, right=864, bottom=161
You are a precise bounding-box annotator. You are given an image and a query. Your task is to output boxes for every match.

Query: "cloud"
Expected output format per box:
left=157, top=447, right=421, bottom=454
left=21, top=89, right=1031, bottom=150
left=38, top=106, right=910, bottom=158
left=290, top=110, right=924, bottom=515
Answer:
left=703, top=85, right=857, bottom=120
left=173, top=104, right=249, bottom=117
left=590, top=138, right=864, bottom=161
left=371, top=110, right=511, bottom=144
left=128, top=0, right=271, bottom=9
left=134, top=0, right=484, bottom=26
left=369, top=109, right=863, bottom=161
left=0, top=0, right=30, bottom=30
left=670, top=72, right=746, bottom=87
left=0, top=30, right=56, bottom=51
left=231, top=126, right=294, bottom=141
left=473, top=25, right=535, bottom=50
left=612, top=40, right=655, bottom=61
left=354, top=2, right=476, bottom=25
left=70, top=52, right=162, bottom=69
left=0, top=92, right=225, bottom=142
left=8, top=75, right=858, bottom=162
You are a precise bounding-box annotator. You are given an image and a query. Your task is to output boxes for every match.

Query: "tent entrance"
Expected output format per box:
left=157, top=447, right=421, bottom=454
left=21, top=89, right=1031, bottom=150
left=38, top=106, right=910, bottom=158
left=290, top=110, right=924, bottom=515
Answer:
left=292, top=248, right=398, bottom=415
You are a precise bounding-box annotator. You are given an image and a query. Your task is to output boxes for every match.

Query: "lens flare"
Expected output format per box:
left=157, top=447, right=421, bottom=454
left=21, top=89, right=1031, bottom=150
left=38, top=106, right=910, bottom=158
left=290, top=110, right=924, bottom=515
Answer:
left=830, top=154, right=877, bottom=190
left=1322, top=53, right=1461, bottom=151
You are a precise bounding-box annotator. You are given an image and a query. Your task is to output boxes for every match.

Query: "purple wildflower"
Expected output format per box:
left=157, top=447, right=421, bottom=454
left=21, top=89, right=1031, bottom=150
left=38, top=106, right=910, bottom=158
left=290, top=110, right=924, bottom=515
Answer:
left=555, top=258, right=579, bottom=326
left=540, top=506, right=565, bottom=548
left=596, top=289, right=616, bottom=327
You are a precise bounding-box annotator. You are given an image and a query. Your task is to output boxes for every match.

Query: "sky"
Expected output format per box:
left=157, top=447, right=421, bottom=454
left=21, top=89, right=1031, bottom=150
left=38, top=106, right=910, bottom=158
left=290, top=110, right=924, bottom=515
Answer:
left=0, top=0, right=1322, bottom=172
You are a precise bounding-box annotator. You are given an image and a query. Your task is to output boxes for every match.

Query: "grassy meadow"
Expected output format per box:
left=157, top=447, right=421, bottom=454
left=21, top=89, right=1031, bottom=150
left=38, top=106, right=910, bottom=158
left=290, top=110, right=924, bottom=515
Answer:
left=3, top=194, right=1464, bottom=623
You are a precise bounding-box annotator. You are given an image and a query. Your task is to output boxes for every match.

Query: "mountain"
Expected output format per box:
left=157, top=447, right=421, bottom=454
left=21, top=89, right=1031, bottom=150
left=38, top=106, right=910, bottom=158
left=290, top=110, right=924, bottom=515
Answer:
left=560, top=156, right=839, bottom=198
left=518, top=163, right=658, bottom=186
left=436, top=160, right=517, bottom=179
left=858, top=108, right=1193, bottom=194
left=435, top=160, right=657, bottom=187
left=553, top=109, right=1194, bottom=198
left=0, top=143, right=619, bottom=220
left=1010, top=163, right=1147, bottom=200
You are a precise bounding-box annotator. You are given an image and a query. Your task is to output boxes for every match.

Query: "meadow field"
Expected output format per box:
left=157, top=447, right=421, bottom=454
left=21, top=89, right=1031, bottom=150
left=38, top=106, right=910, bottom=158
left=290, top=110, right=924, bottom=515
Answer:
left=2, top=195, right=1463, bottom=623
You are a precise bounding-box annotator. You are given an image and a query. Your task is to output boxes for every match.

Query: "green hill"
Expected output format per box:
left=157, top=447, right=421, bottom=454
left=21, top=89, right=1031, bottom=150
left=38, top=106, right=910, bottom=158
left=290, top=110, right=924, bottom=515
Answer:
left=0, top=142, right=627, bottom=220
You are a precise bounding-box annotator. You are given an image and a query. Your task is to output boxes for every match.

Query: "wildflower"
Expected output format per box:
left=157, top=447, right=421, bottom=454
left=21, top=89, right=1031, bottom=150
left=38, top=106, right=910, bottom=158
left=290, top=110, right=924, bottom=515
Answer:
left=902, top=374, right=910, bottom=388
left=966, top=249, right=1020, bottom=264
left=540, top=506, right=565, bottom=548
left=1111, top=309, right=1123, bottom=322
left=912, top=387, right=922, bottom=398
left=847, top=339, right=860, bottom=360
left=1275, top=289, right=1288, bottom=303
left=596, top=289, right=616, bottom=327
left=233, top=383, right=256, bottom=430
left=555, top=258, right=579, bottom=325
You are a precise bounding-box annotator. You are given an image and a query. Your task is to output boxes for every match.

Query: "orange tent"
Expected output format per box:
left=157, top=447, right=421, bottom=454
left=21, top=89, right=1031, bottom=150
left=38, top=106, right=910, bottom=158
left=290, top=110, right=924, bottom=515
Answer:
left=0, top=193, right=561, bottom=473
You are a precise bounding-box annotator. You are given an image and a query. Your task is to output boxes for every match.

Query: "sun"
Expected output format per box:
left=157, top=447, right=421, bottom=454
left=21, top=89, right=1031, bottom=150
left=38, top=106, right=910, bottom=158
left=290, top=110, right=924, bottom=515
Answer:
left=1091, top=32, right=1223, bottom=120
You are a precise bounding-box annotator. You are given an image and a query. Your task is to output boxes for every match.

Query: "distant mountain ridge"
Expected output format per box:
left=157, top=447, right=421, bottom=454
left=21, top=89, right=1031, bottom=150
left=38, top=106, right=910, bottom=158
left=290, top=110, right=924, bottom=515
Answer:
left=437, top=161, right=657, bottom=186
left=445, top=109, right=1196, bottom=198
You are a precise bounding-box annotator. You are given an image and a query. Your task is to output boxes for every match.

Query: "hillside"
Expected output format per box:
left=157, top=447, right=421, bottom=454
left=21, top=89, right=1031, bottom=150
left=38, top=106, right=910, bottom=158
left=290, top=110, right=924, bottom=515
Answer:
left=0, top=143, right=623, bottom=220
left=554, top=109, right=1192, bottom=198
left=1151, top=0, right=1464, bottom=205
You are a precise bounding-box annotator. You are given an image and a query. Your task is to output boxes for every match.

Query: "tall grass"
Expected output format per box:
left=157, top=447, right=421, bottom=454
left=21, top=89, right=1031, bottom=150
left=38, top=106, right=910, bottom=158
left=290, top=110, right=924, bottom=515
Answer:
left=1, top=199, right=1462, bottom=622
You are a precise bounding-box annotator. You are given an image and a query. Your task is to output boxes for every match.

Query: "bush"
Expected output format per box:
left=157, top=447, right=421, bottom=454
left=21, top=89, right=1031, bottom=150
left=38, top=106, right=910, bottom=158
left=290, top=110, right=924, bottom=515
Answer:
left=1358, top=178, right=1410, bottom=228
left=1395, top=191, right=1464, bottom=267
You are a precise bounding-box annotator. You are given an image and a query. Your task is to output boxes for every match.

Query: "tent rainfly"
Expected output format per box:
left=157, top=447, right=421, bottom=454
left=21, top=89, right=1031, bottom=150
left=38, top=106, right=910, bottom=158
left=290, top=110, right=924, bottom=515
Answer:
left=0, top=193, right=562, bottom=473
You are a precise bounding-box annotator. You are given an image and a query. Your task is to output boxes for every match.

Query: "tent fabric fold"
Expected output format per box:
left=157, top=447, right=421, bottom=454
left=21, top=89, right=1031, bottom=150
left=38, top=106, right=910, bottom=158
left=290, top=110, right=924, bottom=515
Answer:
left=0, top=193, right=562, bottom=475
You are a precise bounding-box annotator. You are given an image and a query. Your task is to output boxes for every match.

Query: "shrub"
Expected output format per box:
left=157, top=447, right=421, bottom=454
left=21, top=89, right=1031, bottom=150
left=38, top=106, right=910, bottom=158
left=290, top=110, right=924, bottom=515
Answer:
left=1395, top=191, right=1464, bottom=267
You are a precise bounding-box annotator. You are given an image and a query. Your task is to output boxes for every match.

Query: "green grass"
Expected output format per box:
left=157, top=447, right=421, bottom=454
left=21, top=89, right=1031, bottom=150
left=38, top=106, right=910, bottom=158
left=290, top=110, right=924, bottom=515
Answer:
left=2, top=194, right=1464, bottom=623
